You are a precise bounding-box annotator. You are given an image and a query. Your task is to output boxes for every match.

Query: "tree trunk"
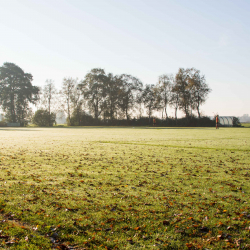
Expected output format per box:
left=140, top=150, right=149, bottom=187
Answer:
left=197, top=94, right=201, bottom=118
left=165, top=106, right=168, bottom=120
left=67, top=95, right=71, bottom=125
left=126, top=108, right=129, bottom=121
left=184, top=104, right=189, bottom=119
left=175, top=107, right=178, bottom=125
left=197, top=104, right=200, bottom=118
left=48, top=97, right=51, bottom=126
left=10, top=90, right=16, bottom=123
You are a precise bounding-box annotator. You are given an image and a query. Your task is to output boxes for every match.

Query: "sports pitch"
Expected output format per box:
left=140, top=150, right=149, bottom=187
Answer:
left=0, top=127, right=249, bottom=249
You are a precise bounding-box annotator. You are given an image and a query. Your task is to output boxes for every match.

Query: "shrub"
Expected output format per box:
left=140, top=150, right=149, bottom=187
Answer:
left=233, top=117, right=241, bottom=127
left=0, top=121, right=7, bottom=127
left=32, top=109, right=56, bottom=127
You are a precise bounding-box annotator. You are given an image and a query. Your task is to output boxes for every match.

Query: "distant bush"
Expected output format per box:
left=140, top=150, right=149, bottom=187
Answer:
left=70, top=110, right=97, bottom=126
left=233, top=117, right=241, bottom=127
left=54, top=124, right=66, bottom=128
left=0, top=121, right=7, bottom=127
left=32, top=109, right=56, bottom=127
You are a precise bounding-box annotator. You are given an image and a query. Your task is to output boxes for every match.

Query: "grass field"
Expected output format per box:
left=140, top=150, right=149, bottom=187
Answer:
left=0, top=127, right=249, bottom=249
left=242, top=123, right=250, bottom=128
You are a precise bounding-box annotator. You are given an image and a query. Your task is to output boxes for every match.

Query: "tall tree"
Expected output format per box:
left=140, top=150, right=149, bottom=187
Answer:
left=136, top=90, right=144, bottom=119
left=175, top=68, right=191, bottom=119
left=71, top=83, right=84, bottom=125
left=103, top=73, right=122, bottom=121
left=186, top=68, right=211, bottom=118
left=155, top=74, right=173, bottom=119
left=79, top=68, right=106, bottom=120
left=0, top=62, right=39, bottom=125
left=40, top=79, right=57, bottom=126
left=60, top=77, right=76, bottom=125
left=170, top=79, right=180, bottom=123
left=118, top=74, right=142, bottom=120
left=142, top=84, right=157, bottom=122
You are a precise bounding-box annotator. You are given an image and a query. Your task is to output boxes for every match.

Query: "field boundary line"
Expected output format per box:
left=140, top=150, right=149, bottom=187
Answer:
left=96, top=141, right=250, bottom=152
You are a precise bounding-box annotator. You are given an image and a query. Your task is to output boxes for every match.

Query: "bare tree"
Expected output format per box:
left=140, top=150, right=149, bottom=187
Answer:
left=40, top=79, right=57, bottom=126
left=60, top=77, right=76, bottom=125
left=70, top=83, right=84, bottom=125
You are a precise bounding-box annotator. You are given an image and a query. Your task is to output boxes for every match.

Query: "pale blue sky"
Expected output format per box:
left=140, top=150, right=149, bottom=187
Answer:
left=1, top=0, right=250, bottom=117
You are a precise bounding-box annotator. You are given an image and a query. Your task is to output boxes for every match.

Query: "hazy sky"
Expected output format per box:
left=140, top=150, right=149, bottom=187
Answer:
left=1, top=0, right=250, bottom=117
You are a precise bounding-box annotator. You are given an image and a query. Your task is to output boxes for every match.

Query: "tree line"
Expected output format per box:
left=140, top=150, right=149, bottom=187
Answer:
left=0, top=62, right=211, bottom=126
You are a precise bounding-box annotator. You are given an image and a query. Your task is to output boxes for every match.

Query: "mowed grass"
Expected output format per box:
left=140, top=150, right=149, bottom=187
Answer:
left=0, top=127, right=249, bottom=250
left=242, top=123, right=250, bottom=128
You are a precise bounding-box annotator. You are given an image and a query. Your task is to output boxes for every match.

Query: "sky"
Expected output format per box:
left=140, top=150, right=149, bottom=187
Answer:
left=0, top=0, right=250, bottom=118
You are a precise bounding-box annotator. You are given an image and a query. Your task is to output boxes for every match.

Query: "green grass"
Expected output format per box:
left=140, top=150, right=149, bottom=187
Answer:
left=0, top=127, right=249, bottom=249
left=242, top=123, right=250, bottom=128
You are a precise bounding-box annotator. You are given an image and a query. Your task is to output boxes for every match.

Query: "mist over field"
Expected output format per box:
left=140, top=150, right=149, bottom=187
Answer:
left=239, top=114, right=250, bottom=123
